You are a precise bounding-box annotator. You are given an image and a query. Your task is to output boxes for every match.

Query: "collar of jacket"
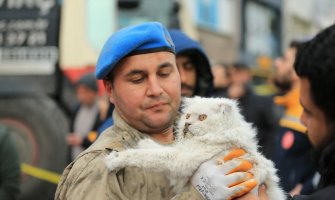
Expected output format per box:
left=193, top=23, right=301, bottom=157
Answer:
left=315, top=139, right=335, bottom=188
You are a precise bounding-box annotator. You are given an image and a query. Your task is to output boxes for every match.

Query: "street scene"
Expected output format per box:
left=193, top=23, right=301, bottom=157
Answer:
left=0, top=0, right=335, bottom=199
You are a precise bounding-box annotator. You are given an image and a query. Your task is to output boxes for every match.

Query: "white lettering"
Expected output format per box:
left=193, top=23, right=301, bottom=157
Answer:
left=2, top=0, right=56, bottom=15
left=0, top=46, right=58, bottom=61
left=4, top=31, right=27, bottom=46
left=36, top=0, right=55, bottom=16
left=0, top=21, right=6, bottom=31
left=6, top=19, right=48, bottom=31
left=7, top=0, right=34, bottom=9
left=27, top=31, right=46, bottom=46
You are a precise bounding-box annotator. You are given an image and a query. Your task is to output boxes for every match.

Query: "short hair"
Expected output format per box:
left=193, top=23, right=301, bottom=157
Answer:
left=290, top=40, right=306, bottom=50
left=213, top=62, right=229, bottom=69
left=76, top=72, right=98, bottom=92
left=294, top=24, right=335, bottom=123
left=231, top=62, right=250, bottom=71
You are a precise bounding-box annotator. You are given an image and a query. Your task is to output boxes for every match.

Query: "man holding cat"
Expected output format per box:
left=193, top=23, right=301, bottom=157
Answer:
left=55, top=22, right=257, bottom=200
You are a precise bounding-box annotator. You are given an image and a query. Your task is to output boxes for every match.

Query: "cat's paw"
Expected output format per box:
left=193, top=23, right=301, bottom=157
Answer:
left=105, top=151, right=124, bottom=171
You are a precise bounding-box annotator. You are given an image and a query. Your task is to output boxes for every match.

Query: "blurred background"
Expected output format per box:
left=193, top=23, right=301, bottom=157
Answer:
left=0, top=0, right=334, bottom=199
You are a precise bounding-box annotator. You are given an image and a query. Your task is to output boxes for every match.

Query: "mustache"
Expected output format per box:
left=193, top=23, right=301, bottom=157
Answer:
left=142, top=96, right=171, bottom=109
left=181, top=83, right=195, bottom=91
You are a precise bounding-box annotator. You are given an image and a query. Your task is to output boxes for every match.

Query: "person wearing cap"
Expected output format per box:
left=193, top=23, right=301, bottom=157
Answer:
left=168, top=29, right=213, bottom=97
left=55, top=22, right=257, bottom=200
left=227, top=62, right=278, bottom=159
left=211, top=62, right=231, bottom=98
left=66, top=72, right=104, bottom=161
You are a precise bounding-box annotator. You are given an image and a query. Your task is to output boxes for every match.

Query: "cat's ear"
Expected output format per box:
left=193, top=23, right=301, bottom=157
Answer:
left=217, top=102, right=232, bottom=114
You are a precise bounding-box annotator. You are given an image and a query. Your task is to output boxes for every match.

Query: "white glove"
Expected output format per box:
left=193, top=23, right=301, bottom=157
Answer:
left=191, top=149, right=257, bottom=200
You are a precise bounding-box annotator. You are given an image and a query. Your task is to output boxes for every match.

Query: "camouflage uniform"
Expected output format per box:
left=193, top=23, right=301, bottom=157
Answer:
left=55, top=112, right=203, bottom=200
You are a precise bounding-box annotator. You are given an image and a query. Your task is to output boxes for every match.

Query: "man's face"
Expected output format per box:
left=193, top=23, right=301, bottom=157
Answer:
left=300, top=78, right=329, bottom=149
left=229, top=68, right=251, bottom=85
left=176, top=55, right=196, bottom=97
left=273, top=47, right=298, bottom=91
left=212, top=65, right=230, bottom=88
left=104, top=52, right=181, bottom=135
left=76, top=85, right=97, bottom=106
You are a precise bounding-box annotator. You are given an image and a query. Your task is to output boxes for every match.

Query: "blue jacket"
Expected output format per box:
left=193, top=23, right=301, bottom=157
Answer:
left=168, top=29, right=213, bottom=97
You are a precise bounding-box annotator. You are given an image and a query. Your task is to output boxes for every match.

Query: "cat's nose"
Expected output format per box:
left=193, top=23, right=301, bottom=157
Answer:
left=185, top=123, right=190, bottom=128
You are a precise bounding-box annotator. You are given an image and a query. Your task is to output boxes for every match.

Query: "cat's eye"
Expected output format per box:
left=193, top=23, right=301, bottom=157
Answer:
left=198, top=114, right=207, bottom=121
left=186, top=114, right=190, bottom=119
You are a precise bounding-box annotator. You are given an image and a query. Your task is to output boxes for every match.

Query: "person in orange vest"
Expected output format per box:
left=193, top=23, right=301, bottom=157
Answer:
left=271, top=40, right=317, bottom=196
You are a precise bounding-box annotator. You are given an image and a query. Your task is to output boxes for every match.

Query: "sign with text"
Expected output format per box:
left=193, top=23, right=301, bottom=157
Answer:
left=0, top=0, right=60, bottom=75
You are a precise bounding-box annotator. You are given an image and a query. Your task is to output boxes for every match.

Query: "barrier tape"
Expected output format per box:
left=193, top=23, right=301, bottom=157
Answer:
left=21, top=163, right=61, bottom=184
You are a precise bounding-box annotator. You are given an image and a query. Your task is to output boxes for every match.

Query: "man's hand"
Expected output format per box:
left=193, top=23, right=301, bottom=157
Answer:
left=191, top=149, right=257, bottom=200
left=66, top=134, right=83, bottom=146
left=289, top=183, right=302, bottom=196
left=234, top=184, right=268, bottom=200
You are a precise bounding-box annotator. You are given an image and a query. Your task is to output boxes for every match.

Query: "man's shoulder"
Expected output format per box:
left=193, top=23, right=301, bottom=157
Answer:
left=61, top=149, right=109, bottom=183
left=56, top=148, right=174, bottom=200
left=87, top=127, right=134, bottom=152
left=55, top=149, right=109, bottom=199
left=56, top=128, right=143, bottom=187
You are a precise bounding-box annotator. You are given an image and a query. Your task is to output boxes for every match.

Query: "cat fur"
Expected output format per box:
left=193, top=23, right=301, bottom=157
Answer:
left=105, top=96, right=285, bottom=200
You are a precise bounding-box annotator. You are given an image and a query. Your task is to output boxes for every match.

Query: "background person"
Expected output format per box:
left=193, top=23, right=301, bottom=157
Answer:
left=272, top=41, right=317, bottom=195
left=66, top=72, right=102, bottom=161
left=168, top=29, right=213, bottom=97
left=227, top=62, right=279, bottom=158
left=236, top=23, right=335, bottom=200
left=211, top=62, right=231, bottom=97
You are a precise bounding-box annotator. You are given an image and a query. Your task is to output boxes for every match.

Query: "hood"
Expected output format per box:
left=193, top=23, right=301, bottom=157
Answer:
left=168, top=29, right=213, bottom=97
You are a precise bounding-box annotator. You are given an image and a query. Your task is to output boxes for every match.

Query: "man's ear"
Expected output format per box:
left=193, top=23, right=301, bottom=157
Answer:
left=103, top=79, right=115, bottom=104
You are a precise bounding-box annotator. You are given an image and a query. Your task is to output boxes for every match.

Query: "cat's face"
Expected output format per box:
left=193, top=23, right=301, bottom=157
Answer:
left=177, top=96, right=244, bottom=139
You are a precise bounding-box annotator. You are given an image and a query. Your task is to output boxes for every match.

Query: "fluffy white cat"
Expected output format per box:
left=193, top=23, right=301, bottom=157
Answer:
left=105, top=97, right=285, bottom=200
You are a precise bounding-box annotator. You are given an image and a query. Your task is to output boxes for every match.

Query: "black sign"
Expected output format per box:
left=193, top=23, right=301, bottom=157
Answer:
left=0, top=0, right=60, bottom=62
left=0, top=0, right=60, bottom=47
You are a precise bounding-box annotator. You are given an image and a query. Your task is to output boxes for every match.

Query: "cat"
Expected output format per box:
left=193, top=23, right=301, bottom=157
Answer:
left=105, top=96, right=285, bottom=200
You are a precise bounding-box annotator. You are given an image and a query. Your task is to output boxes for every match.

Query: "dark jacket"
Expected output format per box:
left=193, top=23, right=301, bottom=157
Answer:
left=273, top=127, right=316, bottom=194
left=273, top=85, right=317, bottom=194
left=168, top=29, right=214, bottom=97
left=71, top=103, right=115, bottom=150
left=67, top=103, right=103, bottom=162
left=238, top=85, right=279, bottom=158
left=0, top=126, right=20, bottom=200
left=289, top=141, right=335, bottom=199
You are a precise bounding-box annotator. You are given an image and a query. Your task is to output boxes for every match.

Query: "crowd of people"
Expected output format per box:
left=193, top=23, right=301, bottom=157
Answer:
left=2, top=18, right=333, bottom=200
left=53, top=21, right=335, bottom=200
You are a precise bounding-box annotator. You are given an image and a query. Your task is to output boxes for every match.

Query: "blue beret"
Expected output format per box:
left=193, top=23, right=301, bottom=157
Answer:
left=96, top=22, right=175, bottom=79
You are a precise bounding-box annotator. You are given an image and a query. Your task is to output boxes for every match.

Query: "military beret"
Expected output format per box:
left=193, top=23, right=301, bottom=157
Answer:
left=96, top=22, right=175, bottom=79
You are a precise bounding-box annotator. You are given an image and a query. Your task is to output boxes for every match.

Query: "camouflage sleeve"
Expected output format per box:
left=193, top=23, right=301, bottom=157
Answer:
left=55, top=151, right=183, bottom=200
left=172, top=185, right=204, bottom=200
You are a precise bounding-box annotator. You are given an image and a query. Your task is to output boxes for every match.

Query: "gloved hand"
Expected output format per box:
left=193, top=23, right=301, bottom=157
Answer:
left=191, top=149, right=257, bottom=200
